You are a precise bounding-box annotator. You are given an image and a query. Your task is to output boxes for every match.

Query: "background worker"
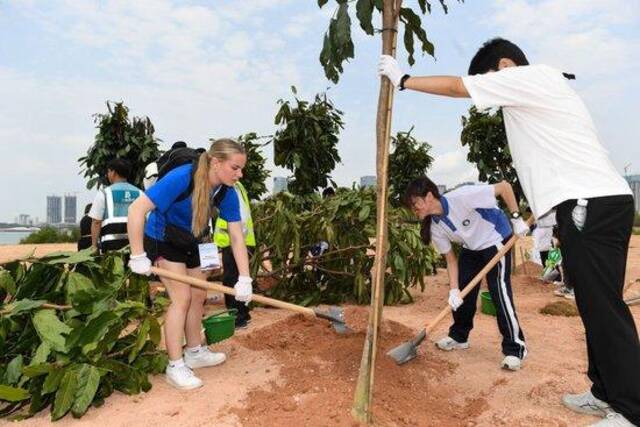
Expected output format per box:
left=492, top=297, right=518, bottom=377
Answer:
left=404, top=176, right=529, bottom=371
left=378, top=37, right=638, bottom=426
left=89, top=158, right=142, bottom=253
left=213, top=180, right=255, bottom=329
left=127, top=138, right=253, bottom=390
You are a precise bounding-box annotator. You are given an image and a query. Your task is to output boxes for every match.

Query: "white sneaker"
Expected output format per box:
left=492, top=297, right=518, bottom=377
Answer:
left=184, top=347, right=227, bottom=369
left=563, top=288, right=575, bottom=300
left=165, top=365, right=203, bottom=390
left=590, top=412, right=635, bottom=426
left=435, top=336, right=470, bottom=351
left=562, top=390, right=610, bottom=417
left=501, top=355, right=522, bottom=371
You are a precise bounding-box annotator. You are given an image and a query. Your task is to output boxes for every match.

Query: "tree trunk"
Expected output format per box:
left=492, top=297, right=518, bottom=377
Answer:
left=352, top=0, right=400, bottom=423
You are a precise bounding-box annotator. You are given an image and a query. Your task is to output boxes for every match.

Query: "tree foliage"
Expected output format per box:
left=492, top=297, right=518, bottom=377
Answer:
left=20, top=227, right=80, bottom=244
left=460, top=106, right=525, bottom=203
left=251, top=188, right=438, bottom=306
left=272, top=88, right=343, bottom=196
left=79, top=102, right=161, bottom=190
left=389, top=127, right=434, bottom=206
left=317, top=0, right=463, bottom=83
left=0, top=251, right=167, bottom=420
left=235, top=133, right=271, bottom=200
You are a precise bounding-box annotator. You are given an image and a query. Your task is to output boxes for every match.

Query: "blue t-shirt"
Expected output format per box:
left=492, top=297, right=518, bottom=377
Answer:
left=144, top=164, right=241, bottom=241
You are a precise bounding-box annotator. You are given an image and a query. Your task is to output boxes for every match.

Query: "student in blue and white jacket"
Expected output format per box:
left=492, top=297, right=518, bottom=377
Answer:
left=404, top=176, right=529, bottom=371
left=127, top=139, right=253, bottom=390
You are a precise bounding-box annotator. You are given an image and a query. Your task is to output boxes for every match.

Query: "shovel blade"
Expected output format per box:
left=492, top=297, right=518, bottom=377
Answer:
left=313, top=306, right=352, bottom=334
left=386, top=329, right=427, bottom=365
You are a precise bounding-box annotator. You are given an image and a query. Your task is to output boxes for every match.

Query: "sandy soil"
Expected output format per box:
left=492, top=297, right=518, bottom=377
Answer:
left=2, top=237, right=640, bottom=426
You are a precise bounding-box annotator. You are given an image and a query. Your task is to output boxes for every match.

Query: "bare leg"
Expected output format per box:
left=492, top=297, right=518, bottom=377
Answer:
left=157, top=259, right=191, bottom=361
left=184, top=267, right=207, bottom=348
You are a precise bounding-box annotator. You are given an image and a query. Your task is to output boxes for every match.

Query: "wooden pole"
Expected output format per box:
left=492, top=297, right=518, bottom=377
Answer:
left=352, top=0, right=400, bottom=423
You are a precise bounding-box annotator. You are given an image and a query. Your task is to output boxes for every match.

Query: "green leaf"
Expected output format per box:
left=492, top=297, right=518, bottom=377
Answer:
left=358, top=205, right=371, bottom=222
left=128, top=318, right=151, bottom=363
left=0, top=384, right=30, bottom=402
left=0, top=269, right=16, bottom=295
left=355, top=0, right=374, bottom=35
left=42, top=368, right=65, bottom=395
left=52, top=367, right=80, bottom=420
left=30, top=342, right=51, bottom=367
left=1, top=299, right=46, bottom=318
left=5, top=355, right=24, bottom=385
left=32, top=309, right=72, bottom=353
left=71, top=365, right=100, bottom=418
left=22, top=363, right=53, bottom=378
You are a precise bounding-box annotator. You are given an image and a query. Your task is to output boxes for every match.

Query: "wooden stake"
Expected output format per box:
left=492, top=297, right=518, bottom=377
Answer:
left=352, top=0, right=400, bottom=423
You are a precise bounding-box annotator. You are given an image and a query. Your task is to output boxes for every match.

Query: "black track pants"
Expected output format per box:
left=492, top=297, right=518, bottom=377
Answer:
left=556, top=195, right=640, bottom=425
left=448, top=240, right=527, bottom=359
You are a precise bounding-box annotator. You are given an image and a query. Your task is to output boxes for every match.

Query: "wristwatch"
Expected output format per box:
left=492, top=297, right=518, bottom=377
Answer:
left=399, top=74, right=411, bottom=91
left=510, top=211, right=521, bottom=219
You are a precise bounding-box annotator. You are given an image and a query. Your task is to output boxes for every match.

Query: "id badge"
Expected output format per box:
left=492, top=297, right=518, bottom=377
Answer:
left=198, top=243, right=220, bottom=271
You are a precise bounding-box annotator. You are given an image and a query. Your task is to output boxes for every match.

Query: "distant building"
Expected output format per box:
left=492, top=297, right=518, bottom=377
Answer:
left=625, top=174, right=640, bottom=213
left=64, top=194, right=77, bottom=224
left=273, top=177, right=288, bottom=194
left=360, top=175, right=376, bottom=189
left=17, top=214, right=31, bottom=226
left=46, top=195, right=62, bottom=224
left=437, top=184, right=447, bottom=195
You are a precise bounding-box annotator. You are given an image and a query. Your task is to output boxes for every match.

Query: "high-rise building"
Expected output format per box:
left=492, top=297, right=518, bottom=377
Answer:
left=64, top=194, right=77, bottom=224
left=17, top=214, right=31, bottom=225
left=625, top=175, right=640, bottom=213
left=273, top=177, right=288, bottom=194
left=360, top=175, right=376, bottom=189
left=46, top=195, right=62, bottom=224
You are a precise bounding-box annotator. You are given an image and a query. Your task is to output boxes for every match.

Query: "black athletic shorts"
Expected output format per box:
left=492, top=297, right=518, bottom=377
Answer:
left=144, top=235, right=200, bottom=269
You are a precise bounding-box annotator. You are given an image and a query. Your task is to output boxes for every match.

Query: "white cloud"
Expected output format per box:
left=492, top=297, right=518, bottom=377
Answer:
left=429, top=147, right=479, bottom=188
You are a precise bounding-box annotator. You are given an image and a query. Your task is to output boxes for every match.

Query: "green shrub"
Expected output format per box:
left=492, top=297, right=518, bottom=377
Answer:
left=20, top=227, right=79, bottom=244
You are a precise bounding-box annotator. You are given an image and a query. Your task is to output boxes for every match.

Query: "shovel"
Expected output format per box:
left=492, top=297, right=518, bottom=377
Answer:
left=150, top=266, right=351, bottom=334
left=388, top=217, right=534, bottom=365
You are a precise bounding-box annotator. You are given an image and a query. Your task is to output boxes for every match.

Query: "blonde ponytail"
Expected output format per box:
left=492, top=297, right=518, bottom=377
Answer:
left=191, top=138, right=245, bottom=236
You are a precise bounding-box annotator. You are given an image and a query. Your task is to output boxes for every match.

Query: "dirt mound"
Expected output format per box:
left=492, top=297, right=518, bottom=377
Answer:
left=539, top=301, right=579, bottom=317
left=231, top=306, right=488, bottom=426
left=513, top=261, right=543, bottom=276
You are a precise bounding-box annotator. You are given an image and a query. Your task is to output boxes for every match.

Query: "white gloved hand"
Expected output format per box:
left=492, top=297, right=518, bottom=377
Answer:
left=129, top=252, right=152, bottom=276
left=511, top=217, right=529, bottom=237
left=377, top=54, right=404, bottom=87
left=234, top=276, right=253, bottom=304
left=448, top=288, right=463, bottom=311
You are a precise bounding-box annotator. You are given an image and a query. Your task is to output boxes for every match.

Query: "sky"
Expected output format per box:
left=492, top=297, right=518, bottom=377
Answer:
left=0, top=0, right=638, bottom=223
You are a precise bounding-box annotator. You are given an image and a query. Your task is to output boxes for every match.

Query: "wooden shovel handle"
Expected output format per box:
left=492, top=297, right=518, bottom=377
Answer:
left=424, top=216, right=535, bottom=336
left=150, top=266, right=315, bottom=317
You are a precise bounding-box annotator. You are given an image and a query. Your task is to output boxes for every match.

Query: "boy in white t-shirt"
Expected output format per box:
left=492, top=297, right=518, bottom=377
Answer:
left=378, top=38, right=638, bottom=427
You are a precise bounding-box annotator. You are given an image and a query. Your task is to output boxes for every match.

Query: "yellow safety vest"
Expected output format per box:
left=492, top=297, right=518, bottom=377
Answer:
left=213, top=182, right=255, bottom=248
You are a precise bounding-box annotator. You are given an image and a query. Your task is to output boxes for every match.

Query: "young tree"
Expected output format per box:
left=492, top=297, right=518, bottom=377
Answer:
left=460, top=106, right=525, bottom=203
left=389, top=127, right=434, bottom=206
left=78, top=102, right=161, bottom=189
left=272, top=88, right=343, bottom=196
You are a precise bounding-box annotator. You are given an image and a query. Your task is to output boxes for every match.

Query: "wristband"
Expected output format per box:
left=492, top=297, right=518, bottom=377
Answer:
left=399, top=74, right=411, bottom=91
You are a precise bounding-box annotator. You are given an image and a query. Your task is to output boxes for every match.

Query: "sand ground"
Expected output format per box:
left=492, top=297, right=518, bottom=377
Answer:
left=1, top=237, right=639, bottom=426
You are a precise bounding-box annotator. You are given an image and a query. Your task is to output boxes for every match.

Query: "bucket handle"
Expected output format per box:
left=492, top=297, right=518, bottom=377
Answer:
left=208, top=308, right=238, bottom=318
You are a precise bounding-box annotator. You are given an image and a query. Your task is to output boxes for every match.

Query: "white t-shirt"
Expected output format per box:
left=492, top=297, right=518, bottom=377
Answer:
left=431, top=184, right=512, bottom=254
left=462, top=65, right=631, bottom=218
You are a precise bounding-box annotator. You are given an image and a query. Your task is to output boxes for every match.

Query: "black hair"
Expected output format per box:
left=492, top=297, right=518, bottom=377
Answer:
left=107, top=158, right=132, bottom=180
left=84, top=203, right=92, bottom=214
left=172, top=140, right=188, bottom=149
left=468, top=38, right=529, bottom=75
left=322, top=187, right=336, bottom=198
left=402, top=176, right=441, bottom=245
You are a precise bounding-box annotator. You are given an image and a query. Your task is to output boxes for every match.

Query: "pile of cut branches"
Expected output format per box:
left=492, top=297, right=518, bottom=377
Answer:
left=0, top=250, right=167, bottom=421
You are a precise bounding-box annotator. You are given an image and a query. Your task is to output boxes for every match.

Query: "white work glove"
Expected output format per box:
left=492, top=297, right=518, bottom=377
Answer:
left=377, top=54, right=404, bottom=87
left=448, top=288, right=463, bottom=311
left=511, top=217, right=530, bottom=237
left=129, top=252, right=152, bottom=276
left=234, top=276, right=253, bottom=304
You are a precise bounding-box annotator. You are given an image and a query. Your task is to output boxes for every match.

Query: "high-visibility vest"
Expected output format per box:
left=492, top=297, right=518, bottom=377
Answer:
left=100, top=182, right=142, bottom=248
left=213, top=182, right=255, bottom=248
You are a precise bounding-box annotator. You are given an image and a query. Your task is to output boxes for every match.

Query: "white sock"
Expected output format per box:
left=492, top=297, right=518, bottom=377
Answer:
left=186, top=345, right=202, bottom=354
left=168, top=358, right=185, bottom=368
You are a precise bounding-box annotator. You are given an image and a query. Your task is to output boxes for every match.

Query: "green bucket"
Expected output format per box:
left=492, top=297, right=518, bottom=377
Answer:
left=202, top=309, right=237, bottom=345
left=480, top=291, right=497, bottom=316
